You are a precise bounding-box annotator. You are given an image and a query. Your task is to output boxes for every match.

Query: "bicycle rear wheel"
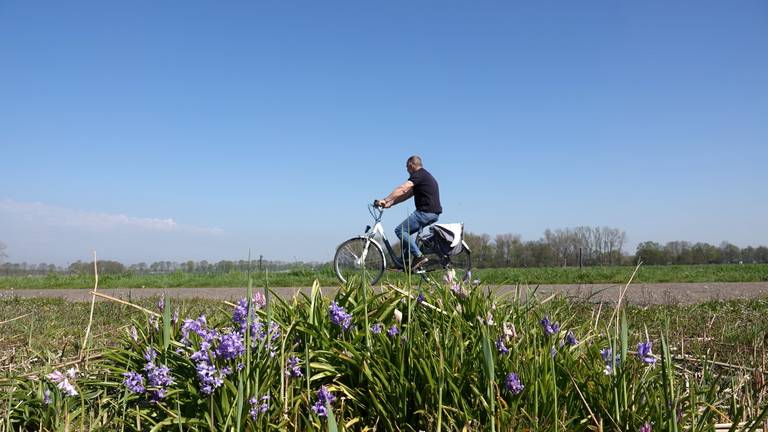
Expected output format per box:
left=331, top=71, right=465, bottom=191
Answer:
left=334, top=237, right=386, bottom=286
left=446, top=246, right=472, bottom=284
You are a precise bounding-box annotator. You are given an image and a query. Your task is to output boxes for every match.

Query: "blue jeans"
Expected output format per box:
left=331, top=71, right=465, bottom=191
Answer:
left=394, top=210, right=439, bottom=264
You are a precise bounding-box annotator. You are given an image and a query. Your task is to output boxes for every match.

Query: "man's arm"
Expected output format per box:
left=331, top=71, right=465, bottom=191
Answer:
left=379, top=181, right=414, bottom=208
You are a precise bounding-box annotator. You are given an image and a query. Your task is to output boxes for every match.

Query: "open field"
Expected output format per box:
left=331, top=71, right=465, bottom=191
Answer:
left=2, top=263, right=767, bottom=289
left=5, top=282, right=768, bottom=305
left=1, top=278, right=767, bottom=430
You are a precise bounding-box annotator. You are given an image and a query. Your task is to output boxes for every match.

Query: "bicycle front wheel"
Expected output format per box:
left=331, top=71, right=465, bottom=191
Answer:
left=334, top=237, right=386, bottom=286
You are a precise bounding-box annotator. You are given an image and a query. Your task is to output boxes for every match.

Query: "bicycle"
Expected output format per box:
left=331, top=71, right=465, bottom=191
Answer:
left=333, top=203, right=472, bottom=286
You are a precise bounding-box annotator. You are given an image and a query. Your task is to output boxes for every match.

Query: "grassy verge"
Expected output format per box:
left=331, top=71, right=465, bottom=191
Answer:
left=1, top=281, right=767, bottom=430
left=2, top=294, right=766, bottom=374
left=1, top=263, right=767, bottom=289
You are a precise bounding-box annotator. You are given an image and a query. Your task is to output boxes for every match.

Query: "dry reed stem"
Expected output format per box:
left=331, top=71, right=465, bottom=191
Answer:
left=0, top=312, right=33, bottom=326
left=79, top=251, right=98, bottom=362
left=90, top=291, right=161, bottom=317
left=608, top=261, right=642, bottom=334
left=383, top=283, right=448, bottom=316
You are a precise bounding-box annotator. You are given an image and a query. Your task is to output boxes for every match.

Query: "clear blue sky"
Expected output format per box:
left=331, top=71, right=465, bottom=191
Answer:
left=1, top=1, right=766, bottom=265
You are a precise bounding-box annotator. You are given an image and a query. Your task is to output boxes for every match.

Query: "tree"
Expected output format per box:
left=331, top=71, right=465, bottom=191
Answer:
left=0, top=240, right=7, bottom=263
left=718, top=242, right=741, bottom=263
left=690, top=243, right=720, bottom=264
left=635, top=242, right=666, bottom=265
left=493, top=233, right=522, bottom=267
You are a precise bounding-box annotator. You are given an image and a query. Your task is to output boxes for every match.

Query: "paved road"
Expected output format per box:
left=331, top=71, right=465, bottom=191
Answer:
left=2, top=282, right=768, bottom=305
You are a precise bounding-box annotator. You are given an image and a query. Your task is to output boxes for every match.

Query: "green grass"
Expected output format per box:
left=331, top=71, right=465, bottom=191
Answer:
left=2, top=278, right=768, bottom=431
left=1, top=264, right=767, bottom=289
left=2, top=280, right=767, bottom=431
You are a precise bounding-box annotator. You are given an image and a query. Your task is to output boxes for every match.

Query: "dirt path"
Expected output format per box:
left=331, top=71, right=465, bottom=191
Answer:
left=3, top=282, right=768, bottom=305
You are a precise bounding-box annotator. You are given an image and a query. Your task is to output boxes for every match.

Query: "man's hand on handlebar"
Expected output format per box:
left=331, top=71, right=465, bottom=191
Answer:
left=373, top=199, right=391, bottom=209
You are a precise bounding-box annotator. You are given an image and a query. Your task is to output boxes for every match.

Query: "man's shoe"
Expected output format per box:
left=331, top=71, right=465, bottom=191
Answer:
left=411, top=256, right=429, bottom=270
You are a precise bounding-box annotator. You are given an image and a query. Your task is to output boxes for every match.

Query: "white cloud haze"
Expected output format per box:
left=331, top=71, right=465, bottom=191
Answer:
left=0, top=199, right=236, bottom=265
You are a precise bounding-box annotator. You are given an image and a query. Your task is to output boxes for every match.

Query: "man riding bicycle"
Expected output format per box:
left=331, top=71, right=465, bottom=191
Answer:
left=375, top=155, right=442, bottom=270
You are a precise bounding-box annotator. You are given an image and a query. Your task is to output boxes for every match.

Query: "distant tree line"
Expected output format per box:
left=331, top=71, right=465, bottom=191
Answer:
left=0, top=256, right=323, bottom=277
left=463, top=226, right=628, bottom=268
left=634, top=241, right=768, bottom=265
left=2, top=229, right=768, bottom=276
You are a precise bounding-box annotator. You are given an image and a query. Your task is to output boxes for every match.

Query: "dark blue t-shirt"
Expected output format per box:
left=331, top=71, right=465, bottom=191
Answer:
left=408, top=168, right=442, bottom=214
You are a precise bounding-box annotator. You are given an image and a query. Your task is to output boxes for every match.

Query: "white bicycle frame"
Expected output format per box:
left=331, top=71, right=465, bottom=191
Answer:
left=357, top=209, right=397, bottom=269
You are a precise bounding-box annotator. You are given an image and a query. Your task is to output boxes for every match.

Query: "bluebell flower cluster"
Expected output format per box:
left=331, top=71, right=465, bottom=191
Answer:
left=42, top=389, right=52, bottom=405
left=286, top=356, right=303, bottom=378
left=122, top=371, right=145, bottom=394
left=371, top=323, right=383, bottom=334
left=329, top=302, right=352, bottom=331
left=504, top=372, right=524, bottom=395
left=215, top=332, right=245, bottom=360
left=311, top=386, right=336, bottom=418
left=121, top=348, right=174, bottom=401
left=637, top=342, right=656, bottom=364
left=196, top=361, right=225, bottom=395
left=47, top=368, right=78, bottom=397
left=495, top=336, right=509, bottom=355
left=540, top=316, right=560, bottom=336
left=565, top=330, right=578, bottom=346
left=387, top=325, right=399, bottom=337
left=249, top=395, right=269, bottom=420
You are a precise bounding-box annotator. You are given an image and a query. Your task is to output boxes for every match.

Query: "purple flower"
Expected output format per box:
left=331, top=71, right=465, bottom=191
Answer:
left=371, top=323, right=383, bottom=334
left=504, top=372, right=524, bottom=395
left=637, top=342, right=656, bottom=365
left=233, top=298, right=249, bottom=329
left=122, top=371, right=146, bottom=394
left=329, top=302, right=352, bottom=331
left=416, top=293, right=425, bottom=304
left=250, top=320, right=281, bottom=343
left=312, top=386, right=336, bottom=418
left=57, top=379, right=78, bottom=397
left=47, top=370, right=65, bottom=384
left=43, top=389, right=52, bottom=405
left=145, top=364, right=174, bottom=388
left=172, top=308, right=180, bottom=324
left=639, top=422, right=652, bottom=432
left=540, top=316, right=560, bottom=336
left=216, top=332, right=245, bottom=360
left=181, top=315, right=217, bottom=344
left=196, top=361, right=224, bottom=395
left=144, top=347, right=157, bottom=363
left=550, top=346, right=557, bottom=358
left=249, top=395, right=270, bottom=419
left=150, top=388, right=166, bottom=402
left=253, top=292, right=267, bottom=310
left=565, top=330, right=578, bottom=346
left=450, top=282, right=466, bottom=298
left=495, top=336, right=509, bottom=355
left=387, top=325, right=399, bottom=337
left=157, top=295, right=165, bottom=312
left=47, top=369, right=78, bottom=397
left=286, top=356, right=303, bottom=378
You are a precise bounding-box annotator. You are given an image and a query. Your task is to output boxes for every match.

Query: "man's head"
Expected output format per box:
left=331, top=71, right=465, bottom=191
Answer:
left=406, top=155, right=422, bottom=175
